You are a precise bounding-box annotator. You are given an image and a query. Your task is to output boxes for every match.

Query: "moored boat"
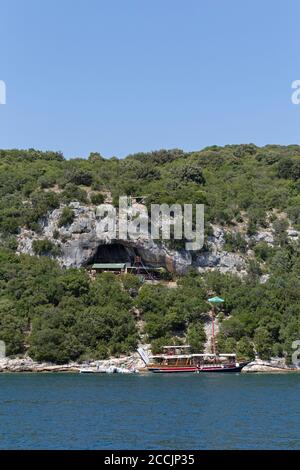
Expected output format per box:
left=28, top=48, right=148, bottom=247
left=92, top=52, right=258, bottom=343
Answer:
left=138, top=346, right=249, bottom=373
left=137, top=294, right=249, bottom=374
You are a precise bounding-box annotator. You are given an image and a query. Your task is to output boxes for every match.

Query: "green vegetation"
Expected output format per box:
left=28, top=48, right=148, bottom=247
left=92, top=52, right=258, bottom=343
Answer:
left=0, top=250, right=138, bottom=362
left=1, top=145, right=300, bottom=363
left=224, top=232, right=247, bottom=253
left=1, top=144, right=300, bottom=238
left=58, top=207, right=75, bottom=227
left=32, top=239, right=61, bottom=257
left=90, top=192, right=105, bottom=205
left=136, top=274, right=209, bottom=353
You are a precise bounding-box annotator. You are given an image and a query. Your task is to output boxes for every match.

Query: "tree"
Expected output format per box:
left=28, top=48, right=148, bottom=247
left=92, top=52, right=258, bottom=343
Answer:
left=236, top=337, right=255, bottom=360
left=253, top=327, right=273, bottom=360
left=58, top=207, right=75, bottom=227
left=187, top=322, right=206, bottom=353
left=174, top=162, right=206, bottom=185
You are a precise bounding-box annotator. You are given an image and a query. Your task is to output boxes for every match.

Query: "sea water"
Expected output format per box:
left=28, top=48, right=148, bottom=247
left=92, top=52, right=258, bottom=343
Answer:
left=0, top=373, right=299, bottom=449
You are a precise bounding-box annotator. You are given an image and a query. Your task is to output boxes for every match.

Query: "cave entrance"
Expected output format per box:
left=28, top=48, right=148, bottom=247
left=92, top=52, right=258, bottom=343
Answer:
left=92, top=243, right=135, bottom=265
left=89, top=243, right=167, bottom=280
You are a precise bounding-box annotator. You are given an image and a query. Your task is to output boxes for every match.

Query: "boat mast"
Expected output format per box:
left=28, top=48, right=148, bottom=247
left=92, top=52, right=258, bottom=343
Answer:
left=211, top=306, right=216, bottom=356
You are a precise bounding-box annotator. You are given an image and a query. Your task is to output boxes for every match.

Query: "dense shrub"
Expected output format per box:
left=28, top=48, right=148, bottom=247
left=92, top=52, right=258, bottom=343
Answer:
left=64, top=168, right=93, bottom=186
left=61, top=183, right=87, bottom=203
left=0, top=250, right=138, bottom=363
left=173, top=162, right=206, bottom=185
left=58, top=207, right=75, bottom=227
left=277, top=158, right=300, bottom=180
left=224, top=232, right=247, bottom=253
left=32, top=239, right=61, bottom=257
left=90, top=192, right=105, bottom=205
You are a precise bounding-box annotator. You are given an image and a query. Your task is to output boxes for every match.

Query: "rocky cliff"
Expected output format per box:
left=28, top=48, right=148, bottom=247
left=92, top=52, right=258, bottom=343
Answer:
left=16, top=201, right=299, bottom=276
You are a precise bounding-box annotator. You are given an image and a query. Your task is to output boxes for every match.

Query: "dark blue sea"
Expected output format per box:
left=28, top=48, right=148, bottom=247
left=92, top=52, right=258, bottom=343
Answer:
left=0, top=373, right=299, bottom=449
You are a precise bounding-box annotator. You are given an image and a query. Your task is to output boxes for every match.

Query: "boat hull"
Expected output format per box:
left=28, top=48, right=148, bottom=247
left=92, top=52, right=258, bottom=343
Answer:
left=148, top=362, right=248, bottom=374
left=196, top=364, right=246, bottom=373
left=148, top=366, right=198, bottom=373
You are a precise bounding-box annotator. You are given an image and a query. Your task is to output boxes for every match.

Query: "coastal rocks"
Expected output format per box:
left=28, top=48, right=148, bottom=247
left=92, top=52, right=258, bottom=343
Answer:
left=0, top=353, right=147, bottom=373
left=1, top=355, right=298, bottom=374
left=0, top=358, right=79, bottom=372
left=242, top=358, right=296, bottom=373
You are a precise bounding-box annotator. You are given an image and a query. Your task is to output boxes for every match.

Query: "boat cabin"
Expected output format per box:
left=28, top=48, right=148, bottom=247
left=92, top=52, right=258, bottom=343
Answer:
left=149, top=347, right=238, bottom=368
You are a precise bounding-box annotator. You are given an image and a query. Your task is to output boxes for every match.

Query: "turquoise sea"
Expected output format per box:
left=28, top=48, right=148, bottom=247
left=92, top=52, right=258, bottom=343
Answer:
left=0, top=373, right=299, bottom=449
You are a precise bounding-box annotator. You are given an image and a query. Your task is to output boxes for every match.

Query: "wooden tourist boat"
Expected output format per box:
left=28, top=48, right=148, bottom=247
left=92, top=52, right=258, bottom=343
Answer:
left=137, top=295, right=249, bottom=374
left=144, top=346, right=248, bottom=373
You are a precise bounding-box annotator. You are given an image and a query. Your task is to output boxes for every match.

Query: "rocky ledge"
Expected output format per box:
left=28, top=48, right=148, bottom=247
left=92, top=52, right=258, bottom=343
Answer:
left=1, top=356, right=299, bottom=374
left=242, top=359, right=298, bottom=373
left=0, top=354, right=146, bottom=373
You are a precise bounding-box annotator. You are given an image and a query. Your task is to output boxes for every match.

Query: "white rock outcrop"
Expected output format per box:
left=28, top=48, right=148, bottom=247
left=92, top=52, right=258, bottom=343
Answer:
left=18, top=204, right=298, bottom=276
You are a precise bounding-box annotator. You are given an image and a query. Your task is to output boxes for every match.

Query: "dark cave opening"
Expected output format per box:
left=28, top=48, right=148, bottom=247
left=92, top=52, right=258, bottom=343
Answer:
left=92, top=243, right=136, bottom=265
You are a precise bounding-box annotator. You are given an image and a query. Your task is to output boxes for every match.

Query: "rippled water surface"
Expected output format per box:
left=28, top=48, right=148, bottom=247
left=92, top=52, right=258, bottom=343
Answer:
left=0, top=373, right=299, bottom=449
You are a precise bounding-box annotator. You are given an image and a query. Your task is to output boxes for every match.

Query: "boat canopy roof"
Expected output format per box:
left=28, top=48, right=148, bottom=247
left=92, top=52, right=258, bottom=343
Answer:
left=150, top=353, right=236, bottom=359
left=150, top=354, right=192, bottom=359
left=191, top=353, right=236, bottom=357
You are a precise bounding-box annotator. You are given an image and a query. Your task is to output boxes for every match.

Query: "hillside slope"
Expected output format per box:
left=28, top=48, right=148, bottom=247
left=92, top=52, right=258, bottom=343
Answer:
left=1, top=145, right=300, bottom=364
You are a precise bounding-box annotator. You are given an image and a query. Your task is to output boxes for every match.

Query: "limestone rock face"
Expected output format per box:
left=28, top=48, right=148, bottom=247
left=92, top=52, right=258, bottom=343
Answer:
left=18, top=203, right=293, bottom=276
left=287, top=229, right=300, bottom=239
left=17, top=203, right=192, bottom=274
left=196, top=225, right=247, bottom=275
left=251, top=231, right=274, bottom=245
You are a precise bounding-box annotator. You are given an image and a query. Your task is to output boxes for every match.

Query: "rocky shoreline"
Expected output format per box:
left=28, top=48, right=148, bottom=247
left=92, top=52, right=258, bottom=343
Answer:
left=0, top=356, right=299, bottom=374
left=0, top=354, right=146, bottom=373
left=241, top=359, right=299, bottom=373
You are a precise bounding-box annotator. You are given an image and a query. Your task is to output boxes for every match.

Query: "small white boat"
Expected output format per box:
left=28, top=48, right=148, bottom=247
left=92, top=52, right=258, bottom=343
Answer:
left=79, top=365, right=138, bottom=374
left=79, top=366, right=106, bottom=374
left=106, top=366, right=138, bottom=374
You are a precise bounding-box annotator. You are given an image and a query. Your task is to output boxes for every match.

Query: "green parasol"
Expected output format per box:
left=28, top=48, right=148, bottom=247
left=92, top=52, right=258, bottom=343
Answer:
left=208, top=296, right=224, bottom=304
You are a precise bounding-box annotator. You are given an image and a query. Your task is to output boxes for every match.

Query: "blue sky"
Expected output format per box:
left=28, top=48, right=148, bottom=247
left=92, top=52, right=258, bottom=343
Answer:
left=1, top=0, right=300, bottom=158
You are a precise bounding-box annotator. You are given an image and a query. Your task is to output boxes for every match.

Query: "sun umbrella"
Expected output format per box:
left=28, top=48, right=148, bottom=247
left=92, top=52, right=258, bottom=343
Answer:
left=208, top=296, right=224, bottom=304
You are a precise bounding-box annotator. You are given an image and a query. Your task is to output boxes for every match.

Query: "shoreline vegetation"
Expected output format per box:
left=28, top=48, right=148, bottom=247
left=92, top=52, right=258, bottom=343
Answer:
left=1, top=146, right=300, bottom=367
